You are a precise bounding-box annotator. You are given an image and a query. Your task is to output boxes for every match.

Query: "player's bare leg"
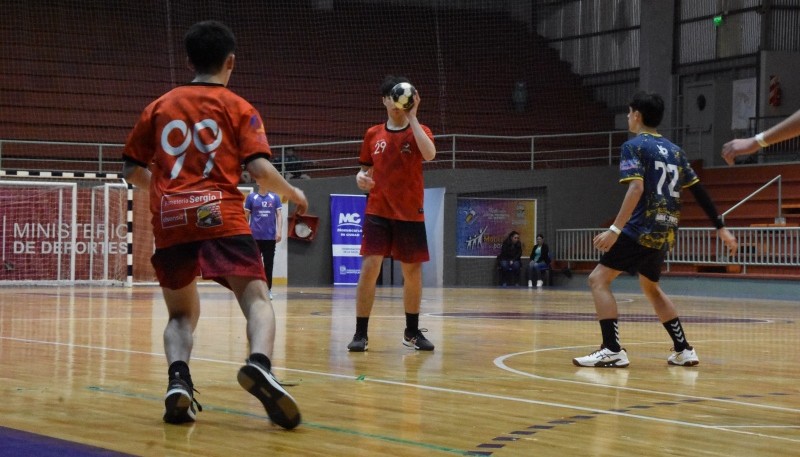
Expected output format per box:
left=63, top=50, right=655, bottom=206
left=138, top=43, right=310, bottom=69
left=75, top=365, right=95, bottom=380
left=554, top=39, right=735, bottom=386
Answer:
left=162, top=281, right=201, bottom=364
left=639, top=275, right=698, bottom=366
left=639, top=275, right=678, bottom=322
left=227, top=275, right=300, bottom=429
left=587, top=264, right=622, bottom=319
left=400, top=261, right=433, bottom=350
left=348, top=254, right=383, bottom=351
left=162, top=280, right=202, bottom=423
left=573, top=265, right=629, bottom=367
left=355, top=255, right=383, bottom=317
left=227, top=276, right=275, bottom=357
left=400, top=261, right=422, bottom=314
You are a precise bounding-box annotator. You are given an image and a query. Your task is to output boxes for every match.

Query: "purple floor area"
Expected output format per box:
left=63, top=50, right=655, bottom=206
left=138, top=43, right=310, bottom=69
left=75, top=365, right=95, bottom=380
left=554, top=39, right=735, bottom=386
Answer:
left=0, top=426, right=134, bottom=456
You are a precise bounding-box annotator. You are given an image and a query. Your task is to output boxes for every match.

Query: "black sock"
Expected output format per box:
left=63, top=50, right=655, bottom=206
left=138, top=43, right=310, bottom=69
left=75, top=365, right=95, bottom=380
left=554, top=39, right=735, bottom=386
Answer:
left=355, top=317, right=369, bottom=337
left=599, top=319, right=621, bottom=352
left=405, top=313, right=419, bottom=334
left=663, top=317, right=690, bottom=352
left=168, top=360, right=192, bottom=385
left=248, top=352, right=272, bottom=371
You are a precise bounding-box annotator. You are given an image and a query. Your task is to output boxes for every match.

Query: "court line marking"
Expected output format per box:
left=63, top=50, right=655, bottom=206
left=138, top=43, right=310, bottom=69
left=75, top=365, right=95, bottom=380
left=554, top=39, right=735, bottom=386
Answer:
left=493, top=342, right=800, bottom=414
left=84, top=387, right=466, bottom=455
left=3, top=335, right=799, bottom=444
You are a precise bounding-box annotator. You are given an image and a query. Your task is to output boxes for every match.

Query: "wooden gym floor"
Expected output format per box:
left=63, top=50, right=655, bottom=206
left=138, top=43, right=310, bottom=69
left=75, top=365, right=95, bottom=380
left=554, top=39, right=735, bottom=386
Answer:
left=0, top=282, right=798, bottom=456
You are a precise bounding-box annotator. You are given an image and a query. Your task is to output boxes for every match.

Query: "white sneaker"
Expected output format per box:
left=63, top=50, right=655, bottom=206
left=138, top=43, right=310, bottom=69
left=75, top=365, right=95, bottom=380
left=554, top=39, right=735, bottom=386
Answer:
left=668, top=347, right=699, bottom=366
left=573, top=347, right=629, bottom=368
left=527, top=280, right=533, bottom=288
left=268, top=290, right=274, bottom=300
left=536, top=280, right=543, bottom=288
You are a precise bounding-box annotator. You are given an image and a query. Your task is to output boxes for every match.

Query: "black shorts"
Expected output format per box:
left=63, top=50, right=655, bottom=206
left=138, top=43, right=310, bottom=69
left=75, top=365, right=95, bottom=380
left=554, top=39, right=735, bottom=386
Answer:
left=360, top=214, right=429, bottom=263
left=599, top=233, right=665, bottom=282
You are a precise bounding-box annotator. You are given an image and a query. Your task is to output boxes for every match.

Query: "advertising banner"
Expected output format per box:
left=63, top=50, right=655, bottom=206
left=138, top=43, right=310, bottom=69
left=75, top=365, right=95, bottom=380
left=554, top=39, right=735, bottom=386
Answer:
left=330, top=194, right=366, bottom=285
left=456, top=198, right=537, bottom=257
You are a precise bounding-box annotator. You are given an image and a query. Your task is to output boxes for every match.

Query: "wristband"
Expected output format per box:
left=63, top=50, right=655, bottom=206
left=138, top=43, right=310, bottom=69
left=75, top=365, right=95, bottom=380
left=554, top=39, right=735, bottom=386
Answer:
left=609, top=225, right=621, bottom=235
left=755, top=132, right=769, bottom=148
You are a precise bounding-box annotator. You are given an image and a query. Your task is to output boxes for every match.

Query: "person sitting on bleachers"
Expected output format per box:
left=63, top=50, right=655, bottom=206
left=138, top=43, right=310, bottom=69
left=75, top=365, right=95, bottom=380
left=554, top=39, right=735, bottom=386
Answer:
left=527, top=233, right=551, bottom=288
left=275, top=147, right=310, bottom=179
left=497, top=231, right=522, bottom=286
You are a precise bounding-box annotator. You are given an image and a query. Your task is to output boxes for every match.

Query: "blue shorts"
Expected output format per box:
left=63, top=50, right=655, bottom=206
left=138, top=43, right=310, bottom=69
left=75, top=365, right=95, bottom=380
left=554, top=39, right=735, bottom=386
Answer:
left=360, top=214, right=429, bottom=263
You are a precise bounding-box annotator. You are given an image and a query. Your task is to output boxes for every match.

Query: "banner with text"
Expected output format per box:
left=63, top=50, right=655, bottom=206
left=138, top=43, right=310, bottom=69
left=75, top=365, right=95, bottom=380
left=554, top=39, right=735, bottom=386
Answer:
left=0, top=185, right=128, bottom=281
left=456, top=198, right=537, bottom=257
left=330, top=194, right=366, bottom=285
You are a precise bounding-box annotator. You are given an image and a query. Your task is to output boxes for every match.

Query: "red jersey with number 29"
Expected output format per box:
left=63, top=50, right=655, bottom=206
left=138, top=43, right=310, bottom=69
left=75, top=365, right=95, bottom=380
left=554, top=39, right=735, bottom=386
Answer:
left=123, top=83, right=271, bottom=249
left=358, top=123, right=434, bottom=222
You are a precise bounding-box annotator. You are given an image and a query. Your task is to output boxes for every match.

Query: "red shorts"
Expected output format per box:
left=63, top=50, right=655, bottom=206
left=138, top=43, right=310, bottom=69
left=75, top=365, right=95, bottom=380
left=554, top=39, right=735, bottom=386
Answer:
left=151, top=235, right=266, bottom=290
left=360, top=214, right=429, bottom=263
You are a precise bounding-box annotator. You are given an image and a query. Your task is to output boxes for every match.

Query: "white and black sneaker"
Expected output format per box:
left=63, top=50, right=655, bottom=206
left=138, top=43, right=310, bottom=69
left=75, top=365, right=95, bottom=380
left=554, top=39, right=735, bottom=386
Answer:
left=572, top=346, right=629, bottom=368
left=237, top=359, right=301, bottom=429
left=668, top=347, right=699, bottom=366
left=403, top=328, right=435, bottom=351
left=163, top=375, right=202, bottom=424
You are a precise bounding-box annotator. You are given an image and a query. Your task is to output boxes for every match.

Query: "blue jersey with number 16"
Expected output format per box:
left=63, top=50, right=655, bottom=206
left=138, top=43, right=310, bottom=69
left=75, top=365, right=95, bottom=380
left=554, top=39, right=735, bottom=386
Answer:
left=618, top=132, right=699, bottom=251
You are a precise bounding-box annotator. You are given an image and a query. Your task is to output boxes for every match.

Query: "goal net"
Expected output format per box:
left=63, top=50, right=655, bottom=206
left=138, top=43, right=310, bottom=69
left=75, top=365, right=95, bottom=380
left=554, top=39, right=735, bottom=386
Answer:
left=0, top=177, right=131, bottom=286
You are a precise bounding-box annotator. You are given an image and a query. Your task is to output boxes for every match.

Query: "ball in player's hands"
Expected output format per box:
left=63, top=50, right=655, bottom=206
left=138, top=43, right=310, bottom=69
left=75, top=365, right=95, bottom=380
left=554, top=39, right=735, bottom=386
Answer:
left=390, top=82, right=416, bottom=110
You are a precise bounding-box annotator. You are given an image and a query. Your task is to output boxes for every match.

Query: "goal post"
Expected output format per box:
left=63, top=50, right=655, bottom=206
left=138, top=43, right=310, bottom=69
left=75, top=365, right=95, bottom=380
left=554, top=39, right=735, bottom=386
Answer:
left=90, top=182, right=129, bottom=284
left=1, top=180, right=77, bottom=284
left=0, top=177, right=132, bottom=286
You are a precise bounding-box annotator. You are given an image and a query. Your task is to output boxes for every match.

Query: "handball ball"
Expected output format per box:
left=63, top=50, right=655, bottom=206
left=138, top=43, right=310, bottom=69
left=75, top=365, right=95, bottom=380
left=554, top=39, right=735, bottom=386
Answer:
left=390, top=82, right=417, bottom=110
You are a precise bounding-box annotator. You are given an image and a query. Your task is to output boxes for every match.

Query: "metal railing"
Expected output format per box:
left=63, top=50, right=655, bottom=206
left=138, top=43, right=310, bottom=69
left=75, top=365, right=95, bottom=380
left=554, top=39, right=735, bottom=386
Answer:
left=0, top=127, right=709, bottom=177
left=720, top=175, right=784, bottom=225
left=555, top=227, right=800, bottom=273
left=0, top=139, right=124, bottom=173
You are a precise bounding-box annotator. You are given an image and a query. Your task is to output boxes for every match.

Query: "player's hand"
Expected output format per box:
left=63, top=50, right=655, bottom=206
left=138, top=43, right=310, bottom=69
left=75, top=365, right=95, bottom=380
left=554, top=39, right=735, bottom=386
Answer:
left=289, top=186, right=308, bottom=215
left=721, top=138, right=760, bottom=165
left=404, top=92, right=421, bottom=119
left=276, top=233, right=282, bottom=243
left=356, top=168, right=375, bottom=191
left=718, top=227, right=738, bottom=256
left=593, top=230, right=618, bottom=252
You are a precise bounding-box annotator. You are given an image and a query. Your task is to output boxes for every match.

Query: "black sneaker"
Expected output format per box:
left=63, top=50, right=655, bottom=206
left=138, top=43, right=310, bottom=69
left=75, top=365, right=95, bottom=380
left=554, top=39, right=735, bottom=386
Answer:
left=237, top=360, right=301, bottom=430
left=163, top=376, right=202, bottom=424
left=347, top=333, right=368, bottom=352
left=403, top=328, right=435, bottom=351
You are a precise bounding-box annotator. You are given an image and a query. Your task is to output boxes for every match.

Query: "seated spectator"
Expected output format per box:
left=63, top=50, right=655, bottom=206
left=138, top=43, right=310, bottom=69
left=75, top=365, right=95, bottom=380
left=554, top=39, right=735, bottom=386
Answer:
left=527, top=233, right=551, bottom=288
left=275, top=147, right=309, bottom=179
left=497, top=231, right=522, bottom=286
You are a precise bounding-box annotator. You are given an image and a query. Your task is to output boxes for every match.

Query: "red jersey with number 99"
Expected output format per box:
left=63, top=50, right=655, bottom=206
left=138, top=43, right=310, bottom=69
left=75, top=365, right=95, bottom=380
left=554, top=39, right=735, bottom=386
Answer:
left=123, top=83, right=271, bottom=248
left=358, top=123, right=434, bottom=222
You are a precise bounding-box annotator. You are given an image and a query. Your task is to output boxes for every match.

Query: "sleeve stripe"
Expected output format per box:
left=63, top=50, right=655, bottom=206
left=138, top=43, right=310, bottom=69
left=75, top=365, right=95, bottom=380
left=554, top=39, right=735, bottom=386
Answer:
left=619, top=176, right=643, bottom=183
left=682, top=177, right=700, bottom=189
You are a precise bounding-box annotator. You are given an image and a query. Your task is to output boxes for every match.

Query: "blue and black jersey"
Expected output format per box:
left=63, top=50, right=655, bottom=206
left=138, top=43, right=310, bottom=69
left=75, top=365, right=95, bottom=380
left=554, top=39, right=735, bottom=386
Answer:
left=618, top=133, right=698, bottom=251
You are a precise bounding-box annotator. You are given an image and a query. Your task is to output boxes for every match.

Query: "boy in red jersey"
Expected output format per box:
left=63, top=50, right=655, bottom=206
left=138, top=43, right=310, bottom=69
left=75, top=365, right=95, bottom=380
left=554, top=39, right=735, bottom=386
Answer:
left=122, top=20, right=306, bottom=429
left=347, top=76, right=437, bottom=352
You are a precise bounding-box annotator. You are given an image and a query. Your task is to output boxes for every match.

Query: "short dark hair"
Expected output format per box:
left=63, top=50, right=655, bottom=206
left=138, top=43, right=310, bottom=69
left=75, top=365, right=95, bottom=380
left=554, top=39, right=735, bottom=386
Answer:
left=184, top=20, right=236, bottom=75
left=380, top=75, right=411, bottom=96
left=629, top=91, right=664, bottom=128
left=536, top=233, right=544, bottom=239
